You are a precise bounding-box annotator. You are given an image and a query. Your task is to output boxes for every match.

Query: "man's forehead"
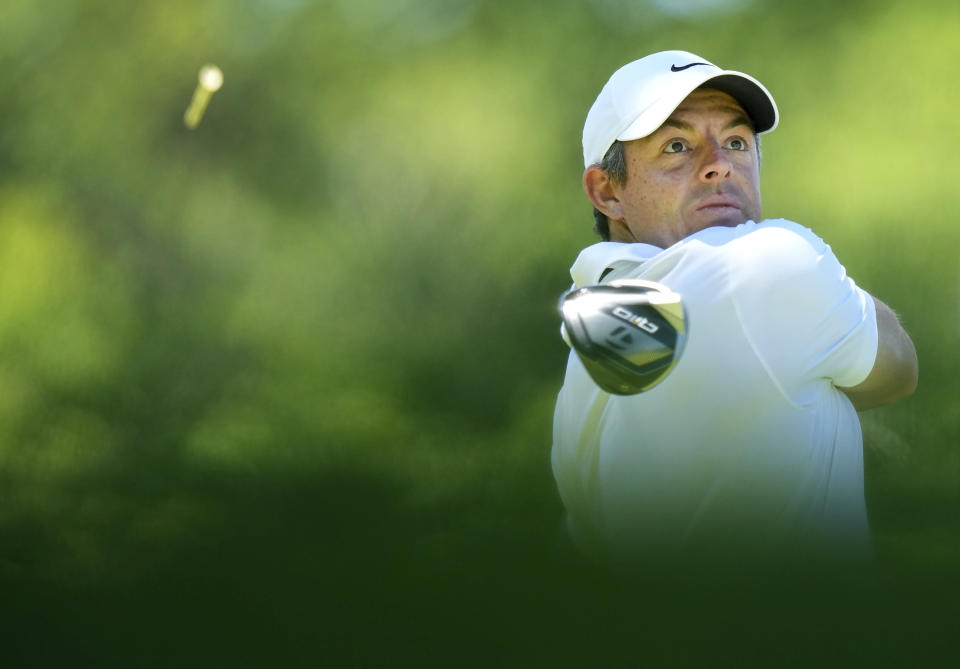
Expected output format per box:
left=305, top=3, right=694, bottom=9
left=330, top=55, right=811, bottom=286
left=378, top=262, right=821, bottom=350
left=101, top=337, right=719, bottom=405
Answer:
left=668, top=88, right=752, bottom=124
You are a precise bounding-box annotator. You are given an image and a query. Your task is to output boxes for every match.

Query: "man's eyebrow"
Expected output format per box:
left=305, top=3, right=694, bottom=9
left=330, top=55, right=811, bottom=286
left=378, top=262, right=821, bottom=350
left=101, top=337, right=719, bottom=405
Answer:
left=724, top=113, right=755, bottom=131
left=660, top=118, right=694, bottom=132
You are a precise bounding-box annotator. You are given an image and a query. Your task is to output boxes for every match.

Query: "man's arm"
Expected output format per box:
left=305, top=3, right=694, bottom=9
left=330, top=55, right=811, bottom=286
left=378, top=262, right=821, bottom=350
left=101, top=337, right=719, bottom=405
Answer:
left=838, top=297, right=918, bottom=411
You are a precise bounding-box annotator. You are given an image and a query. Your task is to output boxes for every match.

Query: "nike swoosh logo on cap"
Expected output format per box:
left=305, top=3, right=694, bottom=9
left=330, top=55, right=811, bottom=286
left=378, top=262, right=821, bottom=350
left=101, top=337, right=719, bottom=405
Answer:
left=671, top=62, right=711, bottom=72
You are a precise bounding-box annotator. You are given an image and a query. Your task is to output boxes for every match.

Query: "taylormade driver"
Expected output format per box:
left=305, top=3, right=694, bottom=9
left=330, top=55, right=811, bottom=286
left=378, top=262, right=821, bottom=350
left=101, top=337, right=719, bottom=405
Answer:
left=559, top=279, right=687, bottom=395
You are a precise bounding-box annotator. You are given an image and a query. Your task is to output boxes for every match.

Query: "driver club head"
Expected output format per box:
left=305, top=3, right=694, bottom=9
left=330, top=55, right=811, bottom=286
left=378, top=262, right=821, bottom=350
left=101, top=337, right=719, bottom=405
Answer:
left=559, top=279, right=688, bottom=395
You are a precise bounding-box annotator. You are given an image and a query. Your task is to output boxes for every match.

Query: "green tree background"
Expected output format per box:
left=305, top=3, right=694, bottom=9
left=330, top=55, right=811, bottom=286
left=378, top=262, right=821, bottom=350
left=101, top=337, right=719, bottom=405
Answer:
left=1, top=0, right=957, bottom=666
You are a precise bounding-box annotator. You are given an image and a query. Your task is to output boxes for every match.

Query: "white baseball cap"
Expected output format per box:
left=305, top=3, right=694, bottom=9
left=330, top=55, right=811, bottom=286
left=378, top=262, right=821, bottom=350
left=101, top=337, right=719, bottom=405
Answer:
left=582, top=50, right=779, bottom=168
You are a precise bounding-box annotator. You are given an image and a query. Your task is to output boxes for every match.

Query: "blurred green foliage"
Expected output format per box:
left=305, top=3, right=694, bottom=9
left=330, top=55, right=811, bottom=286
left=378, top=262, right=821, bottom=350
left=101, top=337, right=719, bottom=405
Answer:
left=1, top=0, right=958, bottom=665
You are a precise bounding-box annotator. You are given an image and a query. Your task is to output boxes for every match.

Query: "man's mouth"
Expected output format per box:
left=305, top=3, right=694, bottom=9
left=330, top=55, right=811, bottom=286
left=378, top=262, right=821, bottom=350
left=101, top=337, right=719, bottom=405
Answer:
left=696, top=195, right=740, bottom=212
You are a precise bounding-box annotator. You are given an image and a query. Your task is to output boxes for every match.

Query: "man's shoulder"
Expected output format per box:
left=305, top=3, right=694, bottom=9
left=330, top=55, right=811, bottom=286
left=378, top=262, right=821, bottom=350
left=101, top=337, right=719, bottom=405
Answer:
left=684, top=219, right=830, bottom=275
left=746, top=218, right=826, bottom=250
left=688, top=219, right=824, bottom=251
left=568, top=220, right=829, bottom=285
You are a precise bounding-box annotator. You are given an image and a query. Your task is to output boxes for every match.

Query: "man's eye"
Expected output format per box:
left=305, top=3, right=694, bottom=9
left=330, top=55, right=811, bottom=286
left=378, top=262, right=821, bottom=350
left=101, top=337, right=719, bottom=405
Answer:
left=725, top=137, right=747, bottom=151
left=664, top=140, right=687, bottom=154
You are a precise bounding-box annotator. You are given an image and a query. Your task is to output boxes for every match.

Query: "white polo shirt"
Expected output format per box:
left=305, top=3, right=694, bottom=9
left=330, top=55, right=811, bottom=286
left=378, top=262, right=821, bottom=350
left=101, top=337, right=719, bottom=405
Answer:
left=551, top=219, right=878, bottom=561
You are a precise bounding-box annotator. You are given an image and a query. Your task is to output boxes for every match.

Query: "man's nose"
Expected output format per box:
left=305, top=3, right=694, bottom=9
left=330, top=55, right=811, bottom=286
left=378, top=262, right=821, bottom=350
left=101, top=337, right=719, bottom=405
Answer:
left=698, top=144, right=732, bottom=183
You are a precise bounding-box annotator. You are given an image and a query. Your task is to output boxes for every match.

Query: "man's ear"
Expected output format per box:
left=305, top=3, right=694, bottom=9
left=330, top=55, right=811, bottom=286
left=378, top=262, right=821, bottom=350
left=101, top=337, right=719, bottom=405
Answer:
left=583, top=166, right=624, bottom=221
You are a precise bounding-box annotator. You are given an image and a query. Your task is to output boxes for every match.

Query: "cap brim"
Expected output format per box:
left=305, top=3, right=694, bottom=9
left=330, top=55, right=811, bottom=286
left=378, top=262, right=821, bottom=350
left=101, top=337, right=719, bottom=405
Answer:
left=701, top=73, right=778, bottom=134
left=617, top=70, right=778, bottom=143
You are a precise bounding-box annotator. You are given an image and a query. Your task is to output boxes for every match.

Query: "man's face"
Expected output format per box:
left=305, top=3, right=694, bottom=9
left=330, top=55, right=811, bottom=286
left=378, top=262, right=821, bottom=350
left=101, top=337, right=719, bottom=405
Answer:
left=610, top=88, right=762, bottom=246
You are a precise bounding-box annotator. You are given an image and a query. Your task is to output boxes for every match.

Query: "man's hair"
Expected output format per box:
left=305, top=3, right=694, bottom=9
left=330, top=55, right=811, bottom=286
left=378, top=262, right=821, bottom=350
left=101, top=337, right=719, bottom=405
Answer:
left=589, top=134, right=762, bottom=241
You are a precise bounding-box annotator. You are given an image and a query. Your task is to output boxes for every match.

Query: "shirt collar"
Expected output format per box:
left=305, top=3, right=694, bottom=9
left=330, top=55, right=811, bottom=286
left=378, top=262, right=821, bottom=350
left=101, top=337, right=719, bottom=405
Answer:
left=569, top=241, right=663, bottom=286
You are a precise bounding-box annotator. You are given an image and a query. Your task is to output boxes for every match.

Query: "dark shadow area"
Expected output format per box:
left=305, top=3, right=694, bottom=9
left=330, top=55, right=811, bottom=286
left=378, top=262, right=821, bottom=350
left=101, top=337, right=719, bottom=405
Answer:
left=2, top=460, right=958, bottom=668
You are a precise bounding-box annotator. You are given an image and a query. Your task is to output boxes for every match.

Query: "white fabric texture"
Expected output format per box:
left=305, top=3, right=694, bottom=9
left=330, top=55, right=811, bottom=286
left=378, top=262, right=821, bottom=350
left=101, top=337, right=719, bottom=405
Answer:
left=551, top=219, right=878, bottom=560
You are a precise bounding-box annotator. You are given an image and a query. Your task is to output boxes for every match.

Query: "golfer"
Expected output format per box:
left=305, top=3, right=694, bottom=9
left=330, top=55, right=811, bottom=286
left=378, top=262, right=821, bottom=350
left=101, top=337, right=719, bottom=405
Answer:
left=551, top=50, right=918, bottom=563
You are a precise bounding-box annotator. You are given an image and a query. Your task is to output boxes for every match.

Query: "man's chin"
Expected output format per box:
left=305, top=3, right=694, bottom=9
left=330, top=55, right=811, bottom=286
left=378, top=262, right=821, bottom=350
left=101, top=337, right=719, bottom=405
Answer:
left=696, top=208, right=748, bottom=230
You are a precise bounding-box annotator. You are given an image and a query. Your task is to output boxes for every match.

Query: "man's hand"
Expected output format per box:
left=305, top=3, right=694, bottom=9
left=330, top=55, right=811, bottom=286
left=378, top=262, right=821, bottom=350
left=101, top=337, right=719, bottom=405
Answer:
left=839, top=297, right=918, bottom=411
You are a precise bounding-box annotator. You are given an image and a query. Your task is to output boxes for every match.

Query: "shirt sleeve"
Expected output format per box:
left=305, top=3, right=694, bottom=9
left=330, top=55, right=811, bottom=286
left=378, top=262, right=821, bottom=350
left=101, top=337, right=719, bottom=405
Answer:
left=726, top=220, right=879, bottom=403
